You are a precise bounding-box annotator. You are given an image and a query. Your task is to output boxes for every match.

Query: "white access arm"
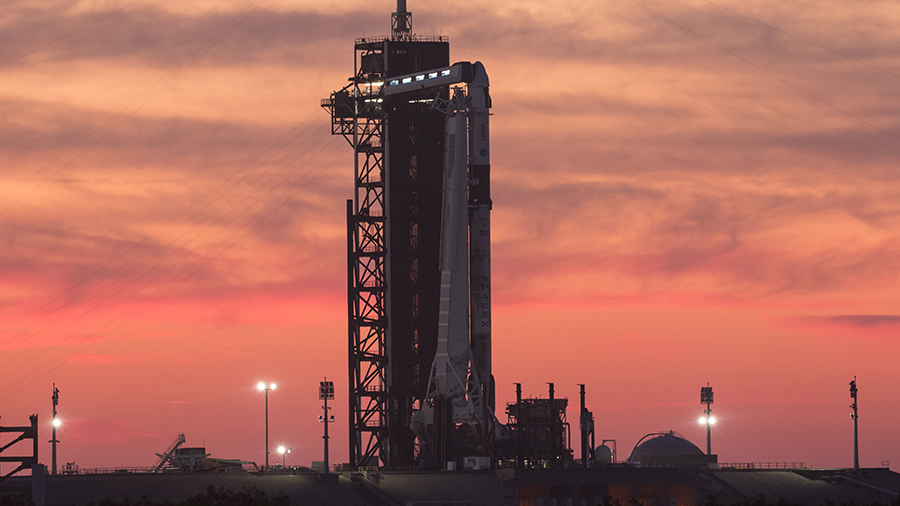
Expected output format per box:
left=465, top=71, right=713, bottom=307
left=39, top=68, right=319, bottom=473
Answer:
left=382, top=62, right=475, bottom=96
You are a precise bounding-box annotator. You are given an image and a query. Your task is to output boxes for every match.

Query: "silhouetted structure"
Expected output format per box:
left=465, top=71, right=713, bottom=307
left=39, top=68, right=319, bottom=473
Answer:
left=850, top=376, right=859, bottom=473
left=0, top=414, right=38, bottom=481
left=323, top=1, right=450, bottom=468
left=506, top=394, right=572, bottom=467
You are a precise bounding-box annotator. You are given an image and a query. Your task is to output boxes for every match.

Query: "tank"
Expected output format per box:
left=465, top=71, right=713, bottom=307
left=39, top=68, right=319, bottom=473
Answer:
left=595, top=444, right=613, bottom=464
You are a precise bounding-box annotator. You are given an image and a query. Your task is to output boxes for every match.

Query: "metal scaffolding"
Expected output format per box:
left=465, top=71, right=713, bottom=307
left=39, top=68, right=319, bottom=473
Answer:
left=323, top=2, right=450, bottom=467
left=323, top=40, right=388, bottom=466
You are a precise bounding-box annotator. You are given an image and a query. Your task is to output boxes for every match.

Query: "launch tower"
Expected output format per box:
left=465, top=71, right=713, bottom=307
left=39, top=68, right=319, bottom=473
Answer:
left=323, top=2, right=494, bottom=468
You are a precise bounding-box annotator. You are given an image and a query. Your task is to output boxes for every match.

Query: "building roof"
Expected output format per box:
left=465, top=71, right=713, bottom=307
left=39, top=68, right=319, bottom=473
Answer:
left=627, top=431, right=713, bottom=467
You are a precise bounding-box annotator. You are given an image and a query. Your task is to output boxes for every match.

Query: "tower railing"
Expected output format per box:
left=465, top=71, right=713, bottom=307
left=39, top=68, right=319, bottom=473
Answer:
left=355, top=35, right=448, bottom=45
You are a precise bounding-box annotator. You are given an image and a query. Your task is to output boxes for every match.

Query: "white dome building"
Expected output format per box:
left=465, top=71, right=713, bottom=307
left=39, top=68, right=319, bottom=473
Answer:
left=626, top=431, right=717, bottom=468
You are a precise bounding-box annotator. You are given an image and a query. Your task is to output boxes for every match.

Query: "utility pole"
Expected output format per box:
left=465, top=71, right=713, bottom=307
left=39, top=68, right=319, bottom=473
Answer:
left=850, top=376, right=858, bottom=473
left=319, top=378, right=335, bottom=473
left=50, top=384, right=59, bottom=475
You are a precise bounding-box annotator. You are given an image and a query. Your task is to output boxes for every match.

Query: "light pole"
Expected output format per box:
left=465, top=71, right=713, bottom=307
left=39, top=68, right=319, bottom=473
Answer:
left=319, top=378, right=334, bottom=473
left=700, top=384, right=714, bottom=456
left=277, top=446, right=291, bottom=467
left=257, top=382, right=276, bottom=470
left=50, top=384, right=60, bottom=475
left=850, top=376, right=859, bottom=473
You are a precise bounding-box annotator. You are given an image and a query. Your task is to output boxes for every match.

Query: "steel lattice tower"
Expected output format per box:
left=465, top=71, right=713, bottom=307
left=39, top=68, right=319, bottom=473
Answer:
left=322, top=3, right=450, bottom=468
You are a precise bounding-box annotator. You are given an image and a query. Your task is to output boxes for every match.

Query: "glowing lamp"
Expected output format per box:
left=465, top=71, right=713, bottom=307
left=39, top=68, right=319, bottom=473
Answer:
left=257, top=381, right=277, bottom=469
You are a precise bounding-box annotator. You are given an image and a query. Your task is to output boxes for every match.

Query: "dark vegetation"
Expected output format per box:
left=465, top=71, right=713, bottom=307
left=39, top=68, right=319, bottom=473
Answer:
left=4, top=488, right=899, bottom=506
left=698, top=495, right=900, bottom=506
left=593, top=495, right=900, bottom=506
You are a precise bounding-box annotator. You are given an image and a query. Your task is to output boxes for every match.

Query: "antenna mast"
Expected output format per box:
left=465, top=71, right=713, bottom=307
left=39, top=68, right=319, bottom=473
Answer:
left=51, top=384, right=59, bottom=476
left=392, top=0, right=412, bottom=40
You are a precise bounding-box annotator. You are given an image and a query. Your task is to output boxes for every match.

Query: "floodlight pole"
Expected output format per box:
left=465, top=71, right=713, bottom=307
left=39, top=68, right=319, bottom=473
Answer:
left=700, top=384, right=714, bottom=456
left=850, top=376, right=858, bottom=473
left=324, top=392, right=330, bottom=473
left=257, top=382, right=276, bottom=471
left=50, top=384, right=59, bottom=475
left=319, top=378, right=335, bottom=474
left=705, top=406, right=711, bottom=456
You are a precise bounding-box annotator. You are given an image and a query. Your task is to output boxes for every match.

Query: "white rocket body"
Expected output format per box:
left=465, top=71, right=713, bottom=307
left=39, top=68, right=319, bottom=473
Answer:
left=405, top=62, right=497, bottom=445
left=467, top=62, right=492, bottom=411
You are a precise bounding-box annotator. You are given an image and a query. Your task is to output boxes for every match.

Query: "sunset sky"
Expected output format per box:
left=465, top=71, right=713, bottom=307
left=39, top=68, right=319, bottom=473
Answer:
left=1, top=0, right=899, bottom=471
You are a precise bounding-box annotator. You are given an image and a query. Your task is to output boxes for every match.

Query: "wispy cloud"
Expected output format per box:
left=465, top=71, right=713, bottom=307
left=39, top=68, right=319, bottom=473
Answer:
left=819, top=314, right=900, bottom=328
left=0, top=4, right=379, bottom=67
